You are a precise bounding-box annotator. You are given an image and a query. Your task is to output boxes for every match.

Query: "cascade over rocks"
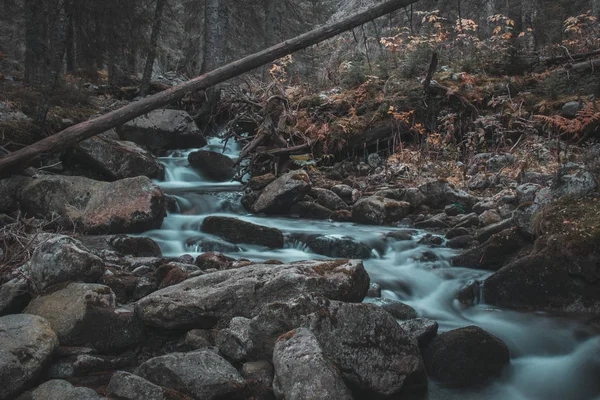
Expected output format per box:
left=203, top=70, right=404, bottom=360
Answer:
left=135, top=259, right=369, bottom=329
left=201, top=216, right=284, bottom=248
left=188, top=150, right=235, bottom=181
left=69, top=135, right=165, bottom=181
left=116, top=109, right=207, bottom=149
left=0, top=314, right=59, bottom=400
left=306, top=235, right=372, bottom=259
left=19, top=175, right=166, bottom=234
left=251, top=170, right=311, bottom=214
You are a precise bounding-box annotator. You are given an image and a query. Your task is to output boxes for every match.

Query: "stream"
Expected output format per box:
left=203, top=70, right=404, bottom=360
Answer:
left=144, top=136, right=600, bottom=400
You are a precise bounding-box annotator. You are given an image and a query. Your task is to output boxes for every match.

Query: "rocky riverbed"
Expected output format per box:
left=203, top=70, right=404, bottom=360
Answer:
left=1, top=109, right=600, bottom=400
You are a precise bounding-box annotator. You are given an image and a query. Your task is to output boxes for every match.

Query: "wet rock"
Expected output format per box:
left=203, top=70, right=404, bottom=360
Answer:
left=273, top=328, right=353, bottom=400
left=331, top=184, right=359, bottom=204
left=107, top=371, right=194, bottom=400
left=452, top=228, right=526, bottom=271
left=414, top=217, right=450, bottom=229
left=117, top=109, right=206, bottom=149
left=423, top=326, right=510, bottom=388
left=194, top=252, right=234, bottom=271
left=457, top=280, right=481, bottom=306
left=0, top=314, right=59, bottom=400
left=414, top=251, right=439, bottom=262
left=454, top=212, right=480, bottom=228
left=445, top=227, right=470, bottom=239
left=24, top=234, right=105, bottom=291
left=402, top=187, right=427, bottom=208
left=247, top=173, right=276, bottom=190
left=16, top=379, right=102, bottom=400
left=374, top=297, right=417, bottom=320
left=562, top=100, right=581, bottom=118
left=0, top=279, right=30, bottom=316
left=367, top=283, right=381, bottom=298
left=188, top=150, right=235, bottom=181
left=100, top=269, right=139, bottom=302
left=417, top=234, right=444, bottom=246
left=444, top=203, right=464, bottom=216
left=387, top=229, right=417, bottom=241
left=475, top=218, right=513, bottom=243
left=307, top=235, right=372, bottom=259
left=109, top=235, right=162, bottom=257
left=20, top=175, right=165, bottom=234
left=310, top=188, right=348, bottom=210
left=25, top=283, right=145, bottom=353
left=446, top=235, right=476, bottom=249
left=183, top=329, right=213, bottom=350
left=135, top=260, right=369, bottom=330
left=352, top=196, right=411, bottom=225
left=234, top=295, right=426, bottom=396
left=289, top=201, right=333, bottom=219
left=418, top=180, right=474, bottom=210
left=71, top=136, right=165, bottom=180
left=242, top=361, right=274, bottom=386
left=398, top=318, right=438, bottom=347
left=156, top=265, right=189, bottom=289
left=331, top=209, right=352, bottom=222
left=201, top=216, right=284, bottom=248
left=136, top=350, right=245, bottom=400
left=251, top=170, right=311, bottom=214
left=0, top=175, right=32, bottom=214
left=478, top=209, right=501, bottom=226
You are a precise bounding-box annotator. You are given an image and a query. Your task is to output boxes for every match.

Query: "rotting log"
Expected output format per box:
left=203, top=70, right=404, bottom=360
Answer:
left=0, top=0, right=419, bottom=177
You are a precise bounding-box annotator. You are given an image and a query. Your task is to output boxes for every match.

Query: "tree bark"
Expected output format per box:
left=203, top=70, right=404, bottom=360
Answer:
left=0, top=0, right=420, bottom=177
left=140, top=0, right=167, bottom=96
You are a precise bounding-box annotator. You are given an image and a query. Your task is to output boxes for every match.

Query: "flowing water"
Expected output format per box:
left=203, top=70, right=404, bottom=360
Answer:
left=144, top=136, right=600, bottom=400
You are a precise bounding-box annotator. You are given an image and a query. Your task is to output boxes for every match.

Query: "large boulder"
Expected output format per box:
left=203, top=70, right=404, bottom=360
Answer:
left=451, top=228, right=527, bottom=271
left=200, top=216, right=284, bottom=248
left=352, top=196, right=411, bottom=225
left=251, top=170, right=311, bottom=214
left=273, top=327, right=353, bottom=400
left=24, top=234, right=105, bottom=291
left=135, top=259, right=369, bottom=329
left=25, top=283, right=145, bottom=353
left=218, top=295, right=426, bottom=397
left=70, top=135, right=165, bottom=180
left=188, top=150, right=235, bottom=181
left=136, top=350, right=245, bottom=400
left=116, top=109, right=206, bottom=149
left=0, top=314, right=59, bottom=400
left=423, top=326, right=509, bottom=388
left=15, top=379, right=102, bottom=400
left=106, top=371, right=193, bottom=400
left=20, top=175, right=165, bottom=234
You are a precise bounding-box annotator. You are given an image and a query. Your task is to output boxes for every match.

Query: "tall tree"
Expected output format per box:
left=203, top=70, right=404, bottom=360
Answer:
left=140, top=0, right=167, bottom=96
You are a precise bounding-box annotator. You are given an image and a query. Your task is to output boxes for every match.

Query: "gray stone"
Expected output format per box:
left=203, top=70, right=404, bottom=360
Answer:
left=0, top=278, right=30, bottom=316
left=552, top=163, right=597, bottom=199
left=201, top=216, right=284, bottom=248
left=216, top=317, right=253, bottom=361
left=106, top=371, right=192, bottom=400
left=486, top=154, right=515, bottom=172
left=23, top=234, right=105, bottom=291
left=0, top=314, right=59, bottom=400
left=20, top=176, right=165, bottom=234
left=418, top=180, right=474, bottom=210
left=273, top=328, right=353, bottom=400
left=188, top=150, right=235, bottom=182
left=478, top=209, right=502, bottom=227
left=310, top=188, right=348, bottom=210
left=183, top=329, right=213, bottom=350
left=16, top=379, right=102, bottom=400
left=476, top=218, right=513, bottom=243
left=136, top=350, right=245, bottom=400
left=446, top=235, right=476, bottom=249
left=520, top=172, right=552, bottom=186
left=562, top=100, right=581, bottom=118
left=242, top=361, right=274, bottom=386
left=135, top=259, right=369, bottom=330
left=398, top=318, right=439, bottom=347
left=367, top=153, right=383, bottom=168
left=0, top=176, right=33, bottom=214
left=25, top=283, right=144, bottom=353
left=352, top=196, right=412, bottom=225
left=375, top=297, right=417, bottom=320
left=367, top=283, right=381, bottom=298
left=109, top=235, right=162, bottom=257
left=117, top=109, right=206, bottom=149
left=289, top=201, right=333, bottom=219
left=516, top=183, right=543, bottom=203
left=252, top=170, right=311, bottom=214
left=307, top=235, right=372, bottom=259
left=72, top=135, right=164, bottom=180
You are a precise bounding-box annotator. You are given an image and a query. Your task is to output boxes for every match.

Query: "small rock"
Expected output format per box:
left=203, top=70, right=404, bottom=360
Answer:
left=398, top=318, right=438, bottom=347
left=310, top=188, right=348, bottom=210
left=110, top=235, right=162, bottom=257
left=387, top=229, right=417, bottom=241
left=478, top=209, right=502, bottom=227
left=251, top=170, right=311, bottom=214
left=367, top=283, right=382, bottom=298
left=367, top=153, right=383, bottom=168
left=446, top=235, right=476, bottom=249
left=247, top=173, right=276, bottom=190
left=330, top=209, right=352, bottom=222
left=194, top=252, right=233, bottom=271
left=417, top=234, right=444, bottom=246
left=289, top=201, right=333, bottom=219
left=352, top=196, right=412, bottom=225
left=414, top=217, right=450, bottom=229
left=0, top=279, right=30, bottom=316
left=562, top=100, right=581, bottom=118
left=183, top=329, right=213, bottom=350
left=446, top=227, right=470, bottom=239
left=16, top=379, right=102, bottom=400
left=188, top=150, right=235, bottom=181
left=307, top=235, right=372, bottom=259
left=242, top=360, right=274, bottom=386
left=444, top=203, right=464, bottom=216
left=375, top=297, right=417, bottom=320
left=516, top=183, right=542, bottom=203
left=107, top=371, right=193, bottom=400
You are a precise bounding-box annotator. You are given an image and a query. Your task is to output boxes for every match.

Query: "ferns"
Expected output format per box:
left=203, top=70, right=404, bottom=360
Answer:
left=535, top=102, right=600, bottom=142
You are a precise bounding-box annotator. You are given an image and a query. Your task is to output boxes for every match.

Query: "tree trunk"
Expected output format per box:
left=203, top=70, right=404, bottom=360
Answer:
left=65, top=0, right=75, bottom=73
left=140, top=0, right=166, bottom=97
left=0, top=0, right=420, bottom=176
left=202, top=0, right=221, bottom=73
left=24, top=0, right=46, bottom=86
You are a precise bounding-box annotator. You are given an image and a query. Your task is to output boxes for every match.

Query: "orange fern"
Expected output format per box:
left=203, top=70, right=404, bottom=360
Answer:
left=535, top=102, right=600, bottom=142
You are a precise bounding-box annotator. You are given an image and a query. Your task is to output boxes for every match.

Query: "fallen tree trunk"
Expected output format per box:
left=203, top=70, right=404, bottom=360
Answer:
left=0, top=0, right=419, bottom=177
